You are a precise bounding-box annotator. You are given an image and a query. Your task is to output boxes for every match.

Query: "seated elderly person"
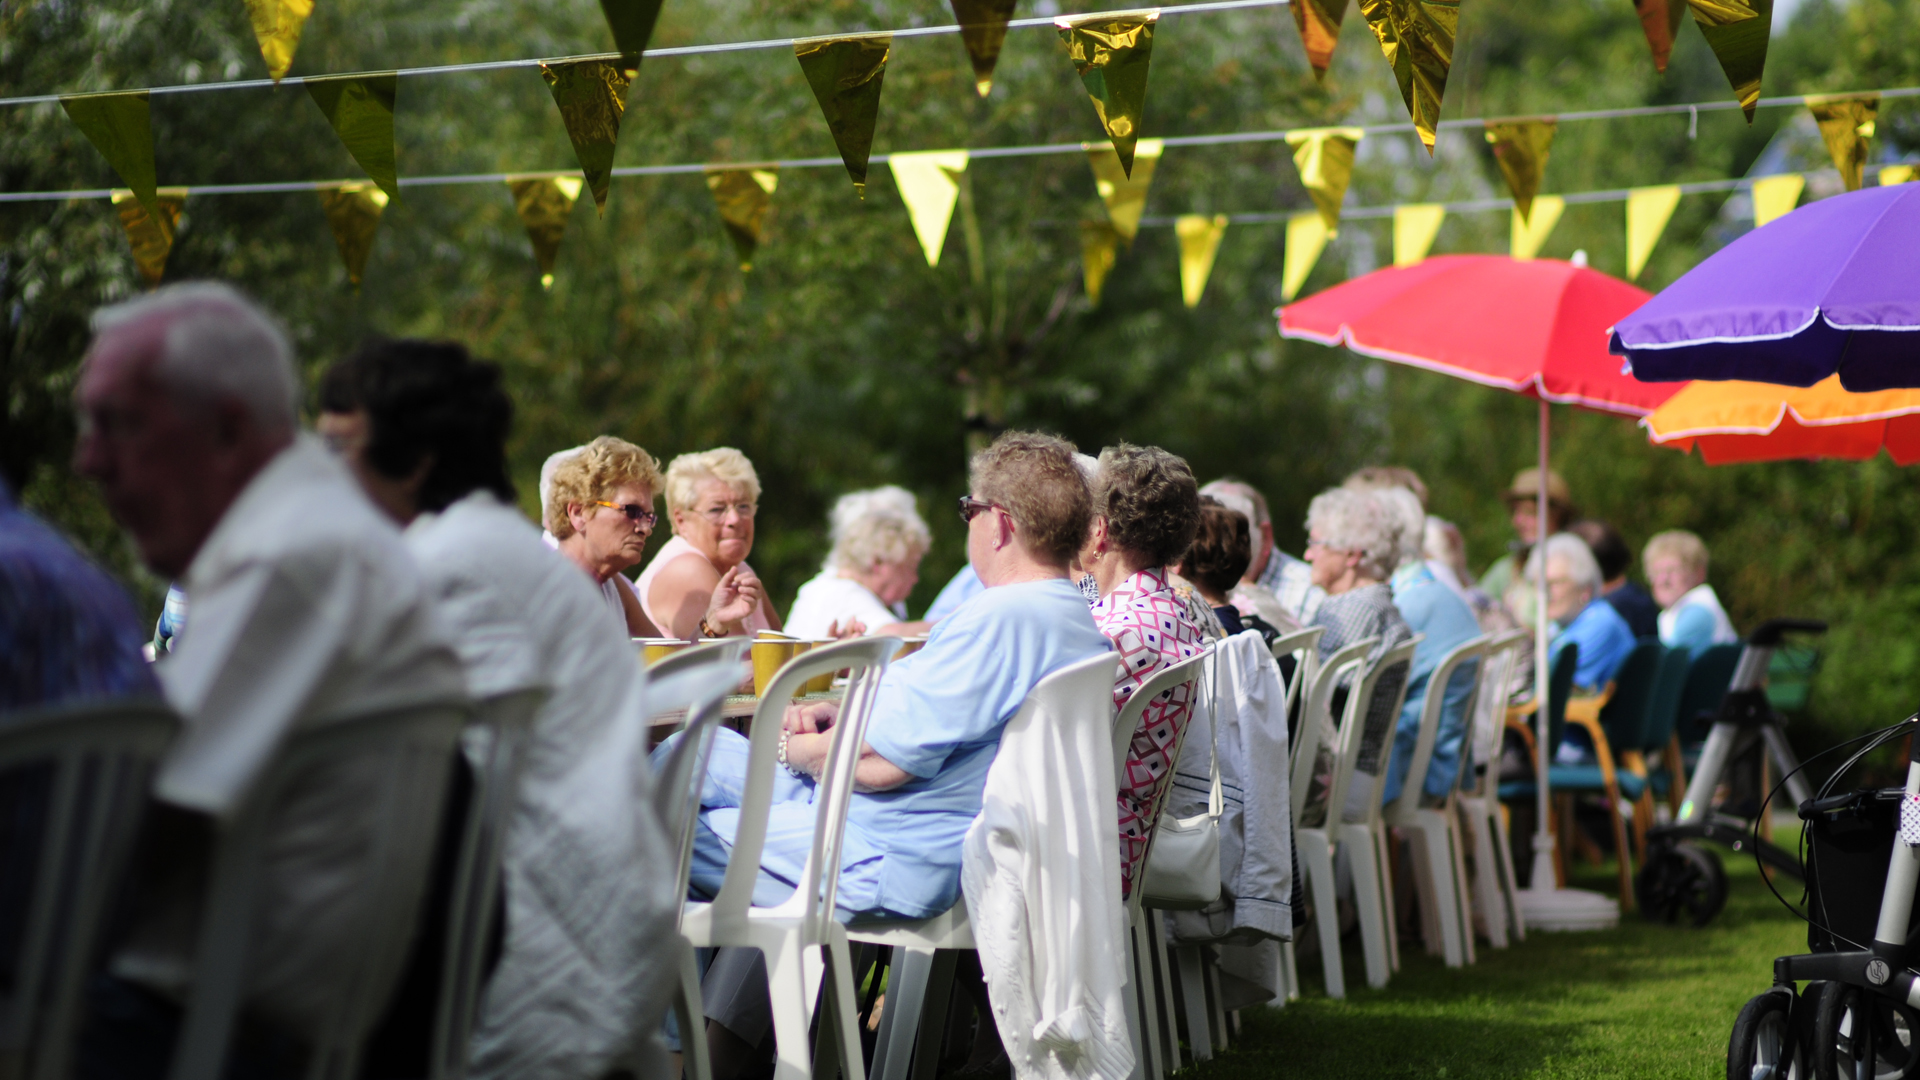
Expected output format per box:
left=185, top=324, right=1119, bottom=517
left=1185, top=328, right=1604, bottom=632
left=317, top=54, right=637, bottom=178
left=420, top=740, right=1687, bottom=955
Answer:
left=1202, top=477, right=1320, bottom=625
left=545, top=437, right=760, bottom=641
left=537, top=444, right=647, bottom=635
left=1177, top=496, right=1283, bottom=644
left=639, top=448, right=782, bottom=639
left=316, top=340, right=681, bottom=1080
left=1529, top=533, right=1637, bottom=692
left=677, top=432, right=1106, bottom=1076
left=1646, top=529, right=1738, bottom=655
left=1079, top=444, right=1205, bottom=898
left=1572, top=519, right=1660, bottom=640
left=786, top=485, right=934, bottom=638
left=1481, top=467, right=1576, bottom=611
left=71, top=283, right=465, bottom=1078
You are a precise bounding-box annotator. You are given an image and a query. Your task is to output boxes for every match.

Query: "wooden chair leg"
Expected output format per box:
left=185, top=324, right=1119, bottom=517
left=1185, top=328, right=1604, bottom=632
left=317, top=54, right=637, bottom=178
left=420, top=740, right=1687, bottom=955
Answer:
left=1666, top=734, right=1688, bottom=817
left=1607, top=781, right=1635, bottom=913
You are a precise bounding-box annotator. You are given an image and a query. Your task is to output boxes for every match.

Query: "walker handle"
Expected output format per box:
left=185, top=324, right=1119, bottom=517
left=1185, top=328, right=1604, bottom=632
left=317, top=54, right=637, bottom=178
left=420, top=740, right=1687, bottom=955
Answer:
left=1746, top=618, right=1827, bottom=647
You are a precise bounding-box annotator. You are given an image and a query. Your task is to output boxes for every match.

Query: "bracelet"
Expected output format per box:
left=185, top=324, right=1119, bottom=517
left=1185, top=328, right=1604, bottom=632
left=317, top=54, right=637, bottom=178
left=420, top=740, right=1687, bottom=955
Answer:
left=699, top=617, right=725, bottom=639
left=777, top=729, right=806, bottom=778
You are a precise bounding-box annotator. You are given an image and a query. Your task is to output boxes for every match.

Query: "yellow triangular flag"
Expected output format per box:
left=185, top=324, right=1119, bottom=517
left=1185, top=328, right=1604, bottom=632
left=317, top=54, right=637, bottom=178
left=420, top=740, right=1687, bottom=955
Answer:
left=1285, top=127, right=1364, bottom=237
left=1510, top=194, right=1564, bottom=260
left=541, top=60, right=631, bottom=215
left=1687, top=0, right=1772, bottom=121
left=1883, top=165, right=1917, bottom=186
left=706, top=168, right=779, bottom=271
left=1807, top=95, right=1877, bottom=192
left=1087, top=139, right=1163, bottom=244
left=317, top=181, right=389, bottom=289
left=111, top=187, right=187, bottom=287
left=1626, top=184, right=1681, bottom=281
left=1392, top=204, right=1444, bottom=267
left=1081, top=222, right=1120, bottom=305
left=1057, top=12, right=1158, bottom=177
left=507, top=175, right=584, bottom=288
left=1484, top=119, right=1557, bottom=222
left=1290, top=0, right=1349, bottom=82
left=795, top=35, right=893, bottom=198
left=1751, top=174, right=1804, bottom=227
left=890, top=150, right=969, bottom=267
left=1176, top=214, right=1228, bottom=308
left=62, top=92, right=158, bottom=222
left=306, top=73, right=399, bottom=201
left=1358, top=0, right=1458, bottom=153
left=1282, top=211, right=1330, bottom=301
left=949, top=0, right=1019, bottom=97
left=243, top=0, right=315, bottom=82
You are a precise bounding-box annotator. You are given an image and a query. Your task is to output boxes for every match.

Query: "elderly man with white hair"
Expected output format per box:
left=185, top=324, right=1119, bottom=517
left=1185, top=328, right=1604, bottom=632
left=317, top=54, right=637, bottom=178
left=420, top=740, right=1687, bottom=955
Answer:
left=71, top=283, right=465, bottom=1076
left=785, top=485, right=934, bottom=638
left=1528, top=532, right=1636, bottom=692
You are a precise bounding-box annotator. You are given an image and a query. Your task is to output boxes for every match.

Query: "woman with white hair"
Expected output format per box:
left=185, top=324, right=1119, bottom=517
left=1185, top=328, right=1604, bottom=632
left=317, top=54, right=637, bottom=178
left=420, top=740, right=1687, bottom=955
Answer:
left=1525, top=532, right=1636, bottom=691
left=785, top=486, right=935, bottom=638
left=1645, top=529, right=1737, bottom=656
left=1304, top=486, right=1413, bottom=670
left=638, top=447, right=780, bottom=639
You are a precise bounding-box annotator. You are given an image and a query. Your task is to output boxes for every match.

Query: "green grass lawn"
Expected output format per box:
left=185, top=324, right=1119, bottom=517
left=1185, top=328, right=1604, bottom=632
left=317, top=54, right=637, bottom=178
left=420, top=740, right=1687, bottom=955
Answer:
left=1196, top=837, right=1810, bottom=1079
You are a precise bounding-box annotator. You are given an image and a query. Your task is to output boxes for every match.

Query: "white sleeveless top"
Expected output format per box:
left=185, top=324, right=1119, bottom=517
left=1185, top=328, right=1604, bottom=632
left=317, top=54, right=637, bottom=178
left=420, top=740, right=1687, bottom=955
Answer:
left=635, top=534, right=773, bottom=636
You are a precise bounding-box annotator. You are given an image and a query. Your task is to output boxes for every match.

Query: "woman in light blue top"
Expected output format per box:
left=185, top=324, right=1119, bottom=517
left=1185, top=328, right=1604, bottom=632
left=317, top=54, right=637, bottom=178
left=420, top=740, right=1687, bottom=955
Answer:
left=1646, top=529, right=1738, bottom=656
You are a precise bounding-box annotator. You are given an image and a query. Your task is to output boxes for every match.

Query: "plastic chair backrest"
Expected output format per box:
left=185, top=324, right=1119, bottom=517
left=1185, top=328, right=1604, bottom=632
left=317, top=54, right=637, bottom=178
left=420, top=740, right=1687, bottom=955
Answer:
left=1543, top=643, right=1579, bottom=757
left=1596, top=640, right=1665, bottom=754
left=1288, top=637, right=1376, bottom=827
left=1641, top=645, right=1693, bottom=752
left=1674, top=643, right=1742, bottom=744
left=1109, top=645, right=1211, bottom=913
left=169, top=699, right=470, bottom=1080
left=704, top=636, right=899, bottom=934
left=0, top=699, right=176, bottom=1080
left=644, top=646, right=753, bottom=919
left=1461, top=630, right=1527, bottom=797
left=1389, top=634, right=1489, bottom=818
left=1268, top=625, right=1326, bottom=731
left=1327, top=636, right=1421, bottom=828
left=430, top=688, right=543, bottom=1080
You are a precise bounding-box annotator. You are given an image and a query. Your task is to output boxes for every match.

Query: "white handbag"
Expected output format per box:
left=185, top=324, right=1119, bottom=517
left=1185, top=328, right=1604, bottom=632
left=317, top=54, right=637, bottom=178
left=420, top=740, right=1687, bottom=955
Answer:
left=1140, top=649, right=1223, bottom=910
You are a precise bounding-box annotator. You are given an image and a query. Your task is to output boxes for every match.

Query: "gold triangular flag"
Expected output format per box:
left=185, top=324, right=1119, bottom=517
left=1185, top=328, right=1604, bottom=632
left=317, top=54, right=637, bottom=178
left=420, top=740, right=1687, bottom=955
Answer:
left=1285, top=127, right=1364, bottom=236
left=1087, top=138, right=1163, bottom=243
left=507, top=175, right=584, bottom=289
left=1081, top=221, right=1119, bottom=305
left=1807, top=95, right=1877, bottom=192
left=1358, top=0, right=1458, bottom=153
left=889, top=150, right=969, bottom=267
left=1282, top=211, right=1330, bottom=301
left=61, top=92, right=158, bottom=221
left=317, top=181, right=389, bottom=289
left=1485, top=119, right=1557, bottom=222
left=1632, top=0, right=1687, bottom=73
left=1290, top=0, right=1349, bottom=82
left=1687, top=0, right=1772, bottom=122
left=1176, top=214, right=1227, bottom=308
left=1057, top=12, right=1158, bottom=177
left=243, top=0, right=314, bottom=83
left=1626, top=184, right=1681, bottom=281
left=111, top=187, right=187, bottom=287
left=540, top=60, right=631, bottom=215
left=306, top=73, right=399, bottom=201
left=1883, top=165, right=1917, bottom=187
left=1751, top=174, right=1804, bottom=227
left=1510, top=194, right=1564, bottom=260
left=950, top=0, right=1019, bottom=97
left=599, top=0, right=665, bottom=64
left=1393, top=204, right=1445, bottom=266
left=795, top=35, right=892, bottom=198
left=706, top=168, right=779, bottom=270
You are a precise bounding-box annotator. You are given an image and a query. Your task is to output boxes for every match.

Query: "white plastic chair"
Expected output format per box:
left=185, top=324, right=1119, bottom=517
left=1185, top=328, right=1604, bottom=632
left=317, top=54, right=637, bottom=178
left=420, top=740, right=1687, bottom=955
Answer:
left=1456, top=629, right=1530, bottom=947
left=848, top=651, right=1119, bottom=1080
left=1264, top=625, right=1321, bottom=1007
left=643, top=643, right=752, bottom=1080
left=0, top=699, right=176, bottom=1080
left=677, top=635, right=899, bottom=1080
left=428, top=688, right=544, bottom=1080
left=168, top=699, right=470, bottom=1080
left=1329, top=636, right=1420, bottom=991
left=1286, top=637, right=1374, bottom=999
left=1382, top=636, right=1489, bottom=969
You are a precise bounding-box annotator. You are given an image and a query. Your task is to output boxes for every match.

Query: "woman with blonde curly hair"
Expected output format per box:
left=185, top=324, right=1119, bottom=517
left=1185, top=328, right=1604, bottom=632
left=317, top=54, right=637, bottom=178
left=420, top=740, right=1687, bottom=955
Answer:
left=637, top=447, right=779, bottom=639
left=786, top=486, right=935, bottom=638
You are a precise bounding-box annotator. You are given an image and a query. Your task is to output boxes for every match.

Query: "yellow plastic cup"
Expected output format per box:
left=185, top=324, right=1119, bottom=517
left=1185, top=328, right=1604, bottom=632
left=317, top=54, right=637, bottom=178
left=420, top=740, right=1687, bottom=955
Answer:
left=639, top=638, right=691, bottom=666
left=752, top=639, right=797, bottom=696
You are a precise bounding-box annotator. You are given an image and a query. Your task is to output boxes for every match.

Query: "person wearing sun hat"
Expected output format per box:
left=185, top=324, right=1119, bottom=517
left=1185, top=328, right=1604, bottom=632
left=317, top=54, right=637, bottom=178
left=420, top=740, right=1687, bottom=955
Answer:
left=1479, top=466, right=1577, bottom=612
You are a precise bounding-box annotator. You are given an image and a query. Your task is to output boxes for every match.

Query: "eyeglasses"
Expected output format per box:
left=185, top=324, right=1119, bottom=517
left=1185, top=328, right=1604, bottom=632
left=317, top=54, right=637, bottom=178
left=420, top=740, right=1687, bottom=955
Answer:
left=958, top=496, right=1002, bottom=524
left=694, top=502, right=757, bottom=523
left=593, top=501, right=658, bottom=528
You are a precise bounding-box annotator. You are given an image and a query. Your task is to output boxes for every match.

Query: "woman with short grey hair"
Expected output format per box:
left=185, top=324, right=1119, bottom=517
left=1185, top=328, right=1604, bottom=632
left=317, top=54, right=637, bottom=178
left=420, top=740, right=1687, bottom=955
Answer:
left=784, top=486, right=934, bottom=638
left=1304, top=486, right=1412, bottom=668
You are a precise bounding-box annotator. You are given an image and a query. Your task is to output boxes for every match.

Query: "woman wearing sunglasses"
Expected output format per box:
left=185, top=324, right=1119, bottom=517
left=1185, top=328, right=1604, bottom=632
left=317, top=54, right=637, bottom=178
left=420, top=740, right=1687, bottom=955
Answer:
left=547, top=436, right=755, bottom=638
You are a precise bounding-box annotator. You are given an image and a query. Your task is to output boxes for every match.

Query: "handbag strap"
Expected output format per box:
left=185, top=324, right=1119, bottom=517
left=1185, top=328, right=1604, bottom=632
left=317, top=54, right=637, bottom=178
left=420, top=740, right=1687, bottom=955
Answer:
left=1203, top=642, right=1222, bottom=821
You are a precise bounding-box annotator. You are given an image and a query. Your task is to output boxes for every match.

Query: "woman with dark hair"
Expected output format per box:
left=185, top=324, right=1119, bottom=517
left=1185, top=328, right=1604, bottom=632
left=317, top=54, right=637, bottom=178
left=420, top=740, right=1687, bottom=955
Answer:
left=1179, top=495, right=1281, bottom=642
left=316, top=339, right=681, bottom=1080
left=1077, top=443, right=1206, bottom=898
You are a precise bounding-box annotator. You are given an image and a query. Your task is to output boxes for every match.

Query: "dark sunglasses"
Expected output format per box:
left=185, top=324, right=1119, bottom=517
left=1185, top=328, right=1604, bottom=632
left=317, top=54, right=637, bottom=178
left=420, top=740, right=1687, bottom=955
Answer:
left=593, top=500, right=658, bottom=527
left=958, top=496, right=1002, bottom=524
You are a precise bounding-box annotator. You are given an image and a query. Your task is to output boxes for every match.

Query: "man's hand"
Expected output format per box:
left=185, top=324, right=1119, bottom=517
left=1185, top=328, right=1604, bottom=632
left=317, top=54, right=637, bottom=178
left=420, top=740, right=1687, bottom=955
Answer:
left=825, top=617, right=867, bottom=640
left=783, top=700, right=839, bottom=735
left=705, top=564, right=766, bottom=631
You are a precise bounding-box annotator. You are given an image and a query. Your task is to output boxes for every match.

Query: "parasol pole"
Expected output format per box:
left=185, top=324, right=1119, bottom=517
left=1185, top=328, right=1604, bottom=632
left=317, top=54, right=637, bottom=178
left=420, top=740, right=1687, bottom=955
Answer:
left=1530, top=396, right=1556, bottom=891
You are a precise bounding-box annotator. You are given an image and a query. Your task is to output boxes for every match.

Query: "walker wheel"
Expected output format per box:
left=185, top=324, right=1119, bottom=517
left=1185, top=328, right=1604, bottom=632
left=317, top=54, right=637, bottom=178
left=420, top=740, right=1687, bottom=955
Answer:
left=1637, top=841, right=1729, bottom=927
left=1729, top=987, right=1806, bottom=1080
left=1810, top=981, right=1920, bottom=1080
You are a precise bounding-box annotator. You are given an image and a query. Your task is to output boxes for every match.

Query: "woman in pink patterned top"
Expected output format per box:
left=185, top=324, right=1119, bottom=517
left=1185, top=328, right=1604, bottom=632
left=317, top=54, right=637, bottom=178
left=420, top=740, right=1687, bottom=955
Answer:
left=1080, top=444, right=1205, bottom=897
